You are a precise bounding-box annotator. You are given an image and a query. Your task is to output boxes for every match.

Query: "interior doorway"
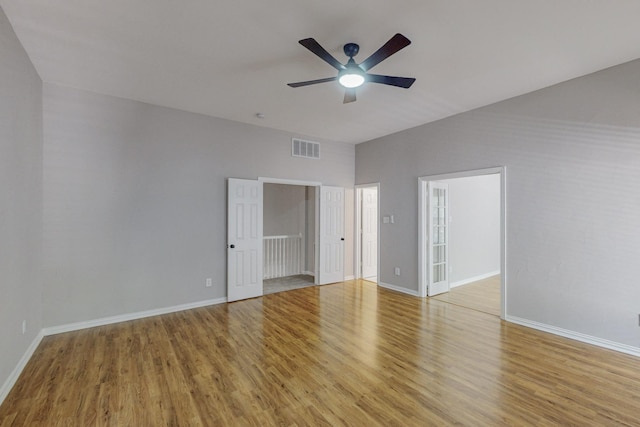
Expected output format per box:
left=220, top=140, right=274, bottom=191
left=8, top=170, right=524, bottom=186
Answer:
left=418, top=167, right=505, bottom=318
left=227, top=177, right=346, bottom=302
left=356, top=184, right=379, bottom=284
left=262, top=183, right=316, bottom=295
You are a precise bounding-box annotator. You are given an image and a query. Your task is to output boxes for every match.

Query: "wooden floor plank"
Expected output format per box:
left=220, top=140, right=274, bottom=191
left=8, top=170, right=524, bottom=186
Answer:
left=431, top=274, right=501, bottom=316
left=2, top=279, right=640, bottom=426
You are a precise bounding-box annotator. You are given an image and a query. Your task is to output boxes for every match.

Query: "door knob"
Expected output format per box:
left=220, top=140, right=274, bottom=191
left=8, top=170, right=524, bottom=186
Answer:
left=229, top=244, right=235, bottom=249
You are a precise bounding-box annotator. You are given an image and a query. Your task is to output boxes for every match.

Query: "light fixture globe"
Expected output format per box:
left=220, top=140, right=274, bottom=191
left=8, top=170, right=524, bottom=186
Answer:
left=338, top=72, right=365, bottom=88
left=338, top=57, right=365, bottom=88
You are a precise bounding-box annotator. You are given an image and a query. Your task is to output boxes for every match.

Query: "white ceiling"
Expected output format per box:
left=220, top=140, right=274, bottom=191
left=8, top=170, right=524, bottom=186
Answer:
left=4, top=0, right=640, bottom=144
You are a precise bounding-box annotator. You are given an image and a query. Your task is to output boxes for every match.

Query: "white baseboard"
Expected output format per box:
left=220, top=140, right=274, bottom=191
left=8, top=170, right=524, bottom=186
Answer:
left=0, top=330, right=44, bottom=406
left=378, top=282, right=420, bottom=297
left=302, top=271, right=315, bottom=277
left=43, top=297, right=227, bottom=336
left=344, top=275, right=355, bottom=281
left=506, top=315, right=640, bottom=358
left=450, top=270, right=501, bottom=288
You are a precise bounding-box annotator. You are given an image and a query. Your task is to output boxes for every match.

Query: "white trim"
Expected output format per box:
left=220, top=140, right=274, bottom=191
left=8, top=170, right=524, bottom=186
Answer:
left=344, top=275, right=355, bottom=281
left=258, top=177, right=321, bottom=187
left=418, top=167, right=504, bottom=182
left=43, top=297, right=227, bottom=336
left=302, top=270, right=315, bottom=276
left=0, top=331, right=44, bottom=406
left=450, top=271, right=501, bottom=288
left=418, top=179, right=427, bottom=297
left=506, top=316, right=640, bottom=358
left=378, top=282, right=420, bottom=297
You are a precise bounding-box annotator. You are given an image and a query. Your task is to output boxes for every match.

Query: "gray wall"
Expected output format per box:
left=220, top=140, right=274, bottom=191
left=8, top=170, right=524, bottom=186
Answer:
left=356, top=59, right=640, bottom=349
left=445, top=174, right=500, bottom=285
left=263, top=184, right=306, bottom=236
left=0, top=7, right=43, bottom=394
left=43, top=83, right=354, bottom=327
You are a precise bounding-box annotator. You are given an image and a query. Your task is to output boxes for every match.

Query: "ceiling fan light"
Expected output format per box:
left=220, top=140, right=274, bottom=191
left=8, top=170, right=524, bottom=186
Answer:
left=339, top=73, right=365, bottom=88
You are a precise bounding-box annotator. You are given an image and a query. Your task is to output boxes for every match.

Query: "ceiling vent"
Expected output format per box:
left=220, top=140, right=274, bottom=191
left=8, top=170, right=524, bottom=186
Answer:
left=292, top=138, right=320, bottom=159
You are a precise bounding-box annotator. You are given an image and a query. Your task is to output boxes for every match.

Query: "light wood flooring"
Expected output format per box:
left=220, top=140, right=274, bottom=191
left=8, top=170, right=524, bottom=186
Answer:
left=431, top=275, right=501, bottom=316
left=2, top=279, right=640, bottom=426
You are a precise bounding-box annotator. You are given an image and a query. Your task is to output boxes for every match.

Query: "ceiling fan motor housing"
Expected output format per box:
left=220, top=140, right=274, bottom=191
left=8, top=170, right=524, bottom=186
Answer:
left=343, top=43, right=360, bottom=58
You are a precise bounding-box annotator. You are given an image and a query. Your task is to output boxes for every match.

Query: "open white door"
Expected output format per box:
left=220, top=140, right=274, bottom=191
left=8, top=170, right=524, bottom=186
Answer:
left=361, top=187, right=378, bottom=280
left=318, top=186, right=345, bottom=285
left=227, top=178, right=263, bottom=302
left=428, top=181, right=450, bottom=296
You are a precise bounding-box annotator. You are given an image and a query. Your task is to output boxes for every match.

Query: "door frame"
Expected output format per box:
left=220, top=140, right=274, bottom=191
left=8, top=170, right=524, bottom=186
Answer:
left=418, top=167, right=507, bottom=319
left=355, top=183, right=380, bottom=282
left=258, top=177, right=322, bottom=284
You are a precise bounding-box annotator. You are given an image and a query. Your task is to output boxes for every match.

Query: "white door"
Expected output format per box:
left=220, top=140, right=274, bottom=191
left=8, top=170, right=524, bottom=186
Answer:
left=318, top=186, right=345, bottom=285
left=428, top=182, right=450, bottom=296
left=227, top=178, right=263, bottom=302
left=361, top=187, right=378, bottom=280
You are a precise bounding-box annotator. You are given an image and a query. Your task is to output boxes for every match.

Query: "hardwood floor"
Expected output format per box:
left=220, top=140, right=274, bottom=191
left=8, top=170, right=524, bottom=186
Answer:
left=431, top=275, right=501, bottom=316
left=2, top=280, right=640, bottom=426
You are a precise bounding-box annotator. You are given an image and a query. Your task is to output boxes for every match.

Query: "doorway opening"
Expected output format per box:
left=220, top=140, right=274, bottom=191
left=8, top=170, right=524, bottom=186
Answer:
left=227, top=177, right=346, bottom=302
left=262, top=183, right=317, bottom=295
left=418, top=167, right=506, bottom=318
left=356, top=184, right=379, bottom=284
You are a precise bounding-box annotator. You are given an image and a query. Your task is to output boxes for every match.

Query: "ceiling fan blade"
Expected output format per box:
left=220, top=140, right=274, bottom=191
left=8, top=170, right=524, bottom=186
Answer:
left=367, top=74, right=416, bottom=88
left=287, top=76, right=337, bottom=88
left=343, top=88, right=357, bottom=104
left=359, top=33, right=411, bottom=72
left=299, top=38, right=346, bottom=71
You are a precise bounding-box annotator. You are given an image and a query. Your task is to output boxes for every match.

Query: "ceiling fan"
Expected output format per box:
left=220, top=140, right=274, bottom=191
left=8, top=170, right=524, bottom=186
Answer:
left=287, top=33, right=416, bottom=104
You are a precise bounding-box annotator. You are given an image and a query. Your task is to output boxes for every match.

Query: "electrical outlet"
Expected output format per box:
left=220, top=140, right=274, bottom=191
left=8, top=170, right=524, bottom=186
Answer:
left=394, top=267, right=401, bottom=276
left=206, top=278, right=212, bottom=288
left=22, top=320, right=26, bottom=335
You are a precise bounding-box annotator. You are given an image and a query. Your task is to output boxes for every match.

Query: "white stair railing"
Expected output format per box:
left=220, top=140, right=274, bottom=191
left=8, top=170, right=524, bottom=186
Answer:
left=263, top=234, right=303, bottom=279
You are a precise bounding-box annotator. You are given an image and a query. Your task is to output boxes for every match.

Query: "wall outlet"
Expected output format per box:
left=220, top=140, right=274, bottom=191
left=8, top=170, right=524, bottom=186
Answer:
left=22, top=320, right=26, bottom=335
left=206, top=278, right=212, bottom=288
left=394, top=267, right=401, bottom=276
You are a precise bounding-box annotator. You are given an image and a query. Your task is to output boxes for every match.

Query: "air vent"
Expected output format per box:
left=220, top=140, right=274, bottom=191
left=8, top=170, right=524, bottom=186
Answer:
left=292, top=138, right=320, bottom=159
